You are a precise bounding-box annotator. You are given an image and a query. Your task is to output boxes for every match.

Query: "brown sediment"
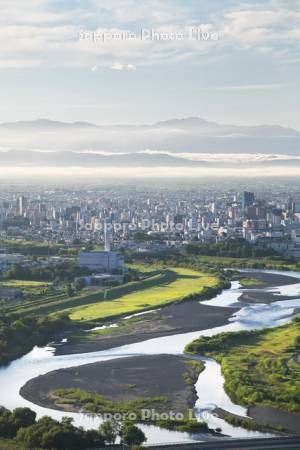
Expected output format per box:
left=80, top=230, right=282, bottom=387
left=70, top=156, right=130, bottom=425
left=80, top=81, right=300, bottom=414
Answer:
left=20, top=354, right=202, bottom=416
left=248, top=405, right=300, bottom=435
left=54, top=301, right=237, bottom=355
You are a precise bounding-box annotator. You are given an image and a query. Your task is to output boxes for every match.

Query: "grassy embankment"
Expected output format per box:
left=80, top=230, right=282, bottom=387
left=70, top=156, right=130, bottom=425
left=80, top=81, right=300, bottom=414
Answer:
left=3, top=267, right=220, bottom=321
left=68, top=267, right=219, bottom=322
left=186, top=319, right=300, bottom=417
left=0, top=263, right=223, bottom=367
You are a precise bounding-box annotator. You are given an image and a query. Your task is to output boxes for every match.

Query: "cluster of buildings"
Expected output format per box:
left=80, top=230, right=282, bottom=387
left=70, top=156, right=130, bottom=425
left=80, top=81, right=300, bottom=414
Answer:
left=2, top=186, right=300, bottom=259
left=0, top=249, right=70, bottom=274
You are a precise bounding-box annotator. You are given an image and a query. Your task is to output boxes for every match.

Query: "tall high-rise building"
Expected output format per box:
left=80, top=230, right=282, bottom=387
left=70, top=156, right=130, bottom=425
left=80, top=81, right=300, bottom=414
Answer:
left=104, top=221, right=112, bottom=252
left=17, top=196, right=27, bottom=216
left=241, top=191, right=255, bottom=210
left=104, top=229, right=111, bottom=252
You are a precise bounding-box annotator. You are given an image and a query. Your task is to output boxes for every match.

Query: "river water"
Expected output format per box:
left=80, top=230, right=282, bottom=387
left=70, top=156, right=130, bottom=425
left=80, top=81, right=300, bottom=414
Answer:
left=0, top=270, right=299, bottom=445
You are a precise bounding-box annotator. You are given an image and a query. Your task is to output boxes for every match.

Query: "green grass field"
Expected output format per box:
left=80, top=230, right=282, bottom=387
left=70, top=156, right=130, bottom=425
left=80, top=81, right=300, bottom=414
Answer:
left=2, top=266, right=219, bottom=323
left=0, top=279, right=53, bottom=299
left=0, top=280, right=51, bottom=288
left=69, top=267, right=218, bottom=321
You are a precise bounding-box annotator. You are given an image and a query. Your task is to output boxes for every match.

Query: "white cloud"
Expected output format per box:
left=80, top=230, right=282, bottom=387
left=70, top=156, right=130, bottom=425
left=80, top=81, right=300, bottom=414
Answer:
left=127, top=64, right=136, bottom=71
left=221, top=5, right=300, bottom=48
left=0, top=0, right=299, bottom=69
left=110, top=63, right=136, bottom=71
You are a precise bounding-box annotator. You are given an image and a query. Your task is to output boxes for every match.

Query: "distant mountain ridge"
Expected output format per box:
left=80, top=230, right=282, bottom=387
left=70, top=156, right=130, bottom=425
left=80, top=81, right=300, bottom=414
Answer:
left=0, top=119, right=97, bottom=129
left=0, top=149, right=204, bottom=167
left=0, top=117, right=299, bottom=155
left=0, top=116, right=299, bottom=136
left=1, top=149, right=300, bottom=169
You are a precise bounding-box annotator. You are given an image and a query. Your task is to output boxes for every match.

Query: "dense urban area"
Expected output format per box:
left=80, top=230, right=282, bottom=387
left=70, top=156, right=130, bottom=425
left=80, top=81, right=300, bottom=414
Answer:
left=2, top=184, right=300, bottom=257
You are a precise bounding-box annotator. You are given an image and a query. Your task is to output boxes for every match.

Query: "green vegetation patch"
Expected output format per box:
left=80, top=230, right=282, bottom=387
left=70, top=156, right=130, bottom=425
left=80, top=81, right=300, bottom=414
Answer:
left=4, top=270, right=170, bottom=317
left=0, top=280, right=51, bottom=288
left=223, top=413, right=285, bottom=434
left=239, top=278, right=265, bottom=287
left=52, top=388, right=168, bottom=416
left=0, top=315, right=70, bottom=366
left=69, top=268, right=219, bottom=322
left=183, top=359, right=205, bottom=386
left=155, top=417, right=209, bottom=433
left=186, top=318, right=300, bottom=414
left=52, top=388, right=211, bottom=434
left=181, top=254, right=297, bottom=271
left=0, top=280, right=52, bottom=297
left=0, top=439, right=25, bottom=449
left=0, top=239, right=79, bottom=257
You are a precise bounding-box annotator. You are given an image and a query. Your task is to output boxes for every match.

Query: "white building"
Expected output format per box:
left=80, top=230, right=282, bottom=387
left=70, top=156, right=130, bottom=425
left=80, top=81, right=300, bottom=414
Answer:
left=78, top=251, right=125, bottom=273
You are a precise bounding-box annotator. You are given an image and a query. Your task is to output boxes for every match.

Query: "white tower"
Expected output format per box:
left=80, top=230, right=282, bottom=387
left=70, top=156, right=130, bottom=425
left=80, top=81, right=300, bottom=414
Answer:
left=104, top=227, right=111, bottom=252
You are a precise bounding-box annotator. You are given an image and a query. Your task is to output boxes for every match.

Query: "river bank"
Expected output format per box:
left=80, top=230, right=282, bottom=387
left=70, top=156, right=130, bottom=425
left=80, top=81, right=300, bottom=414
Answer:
left=0, top=269, right=299, bottom=445
left=54, top=270, right=300, bottom=356
left=249, top=405, right=300, bottom=435
left=20, top=354, right=203, bottom=418
left=238, top=271, right=299, bottom=288
left=186, top=318, right=300, bottom=435
left=54, top=301, right=237, bottom=355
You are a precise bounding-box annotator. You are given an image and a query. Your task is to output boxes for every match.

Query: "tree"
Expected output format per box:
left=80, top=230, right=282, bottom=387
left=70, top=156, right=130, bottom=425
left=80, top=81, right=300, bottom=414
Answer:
left=0, top=407, right=15, bottom=438
left=17, top=426, right=42, bottom=449
left=41, top=427, right=85, bottom=450
left=99, top=419, right=121, bottom=444
left=85, top=429, right=105, bottom=448
left=66, top=283, right=75, bottom=297
left=12, top=407, right=36, bottom=428
left=74, top=278, right=86, bottom=291
left=121, top=422, right=146, bottom=447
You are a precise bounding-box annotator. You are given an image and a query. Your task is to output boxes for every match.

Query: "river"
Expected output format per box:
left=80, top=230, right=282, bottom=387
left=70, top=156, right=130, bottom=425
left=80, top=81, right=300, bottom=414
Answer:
left=0, top=270, right=299, bottom=445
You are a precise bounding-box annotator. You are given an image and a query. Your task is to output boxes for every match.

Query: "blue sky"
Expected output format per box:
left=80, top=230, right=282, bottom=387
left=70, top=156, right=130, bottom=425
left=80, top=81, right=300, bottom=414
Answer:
left=0, top=0, right=299, bottom=127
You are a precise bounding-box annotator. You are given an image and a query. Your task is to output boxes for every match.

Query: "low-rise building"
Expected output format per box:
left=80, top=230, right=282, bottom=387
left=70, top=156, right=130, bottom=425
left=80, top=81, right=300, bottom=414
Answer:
left=78, top=251, right=125, bottom=273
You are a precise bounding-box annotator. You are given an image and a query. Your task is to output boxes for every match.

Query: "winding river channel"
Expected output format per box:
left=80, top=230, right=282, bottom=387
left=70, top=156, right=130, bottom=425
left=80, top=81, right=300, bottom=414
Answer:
left=0, top=269, right=300, bottom=445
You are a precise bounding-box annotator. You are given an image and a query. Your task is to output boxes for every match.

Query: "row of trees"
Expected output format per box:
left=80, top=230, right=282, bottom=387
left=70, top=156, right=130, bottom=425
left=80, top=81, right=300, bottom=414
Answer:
left=0, top=407, right=146, bottom=449
left=2, top=261, right=92, bottom=283
left=0, top=240, right=61, bottom=256
left=184, top=237, right=279, bottom=258
left=99, top=419, right=146, bottom=447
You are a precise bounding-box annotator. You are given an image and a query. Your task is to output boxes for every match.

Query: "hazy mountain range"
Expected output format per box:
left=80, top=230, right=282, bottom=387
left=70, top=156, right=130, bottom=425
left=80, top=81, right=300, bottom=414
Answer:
left=0, top=117, right=300, bottom=173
